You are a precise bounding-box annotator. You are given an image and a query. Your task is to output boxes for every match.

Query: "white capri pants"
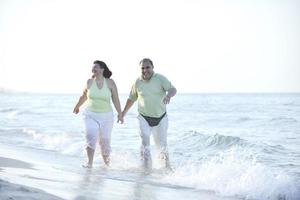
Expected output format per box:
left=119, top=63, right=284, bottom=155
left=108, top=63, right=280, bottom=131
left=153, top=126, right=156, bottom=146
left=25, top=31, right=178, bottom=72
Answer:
left=137, top=114, right=168, bottom=160
left=83, top=109, right=114, bottom=156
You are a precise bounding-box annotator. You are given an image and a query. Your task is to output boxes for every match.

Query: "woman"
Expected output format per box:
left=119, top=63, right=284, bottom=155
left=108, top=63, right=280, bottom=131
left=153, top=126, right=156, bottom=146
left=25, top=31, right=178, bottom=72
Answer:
left=73, top=60, right=123, bottom=168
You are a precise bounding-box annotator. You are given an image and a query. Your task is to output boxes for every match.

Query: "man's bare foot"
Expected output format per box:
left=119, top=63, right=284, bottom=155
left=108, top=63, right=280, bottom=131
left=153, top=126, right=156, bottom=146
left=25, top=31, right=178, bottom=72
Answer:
left=103, top=156, right=110, bottom=166
left=82, top=163, right=92, bottom=168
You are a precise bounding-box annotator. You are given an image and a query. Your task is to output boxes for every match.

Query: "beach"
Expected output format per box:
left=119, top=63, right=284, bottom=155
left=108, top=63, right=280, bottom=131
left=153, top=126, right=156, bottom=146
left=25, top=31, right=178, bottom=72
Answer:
left=0, top=92, right=300, bottom=200
left=0, top=156, right=63, bottom=200
left=0, top=144, right=239, bottom=200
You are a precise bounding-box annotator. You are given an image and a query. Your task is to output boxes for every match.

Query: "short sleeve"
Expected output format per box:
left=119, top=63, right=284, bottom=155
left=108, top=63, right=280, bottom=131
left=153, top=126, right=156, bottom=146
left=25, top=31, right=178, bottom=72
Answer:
left=159, top=74, right=174, bottom=91
left=128, top=82, right=138, bottom=101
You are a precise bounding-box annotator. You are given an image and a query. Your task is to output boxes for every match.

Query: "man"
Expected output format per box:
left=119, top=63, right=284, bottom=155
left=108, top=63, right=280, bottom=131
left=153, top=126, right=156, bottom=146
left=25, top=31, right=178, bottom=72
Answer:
left=121, top=58, right=177, bottom=170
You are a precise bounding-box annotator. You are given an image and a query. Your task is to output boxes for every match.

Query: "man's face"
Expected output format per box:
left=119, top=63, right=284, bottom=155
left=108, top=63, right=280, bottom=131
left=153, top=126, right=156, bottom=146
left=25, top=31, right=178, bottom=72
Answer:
left=140, top=61, right=154, bottom=80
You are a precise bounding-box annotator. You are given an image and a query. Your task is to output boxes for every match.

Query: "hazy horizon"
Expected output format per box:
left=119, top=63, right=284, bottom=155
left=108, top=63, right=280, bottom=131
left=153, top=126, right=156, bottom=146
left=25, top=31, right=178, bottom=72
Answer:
left=1, top=0, right=300, bottom=94
left=1, top=87, right=300, bottom=95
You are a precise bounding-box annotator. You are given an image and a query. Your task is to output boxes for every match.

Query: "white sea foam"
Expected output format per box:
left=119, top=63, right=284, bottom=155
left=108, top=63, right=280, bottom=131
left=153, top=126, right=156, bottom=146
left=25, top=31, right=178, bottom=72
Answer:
left=22, top=128, right=84, bottom=154
left=162, top=147, right=300, bottom=200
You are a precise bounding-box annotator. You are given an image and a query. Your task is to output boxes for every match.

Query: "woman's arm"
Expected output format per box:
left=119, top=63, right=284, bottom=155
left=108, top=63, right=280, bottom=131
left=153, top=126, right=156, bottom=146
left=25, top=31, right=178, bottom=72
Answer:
left=109, top=79, right=123, bottom=123
left=73, top=80, right=90, bottom=114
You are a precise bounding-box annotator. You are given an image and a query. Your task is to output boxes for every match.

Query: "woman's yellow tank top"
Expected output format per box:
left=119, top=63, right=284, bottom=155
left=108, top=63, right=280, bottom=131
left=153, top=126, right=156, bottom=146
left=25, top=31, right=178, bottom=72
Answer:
left=86, top=78, right=113, bottom=113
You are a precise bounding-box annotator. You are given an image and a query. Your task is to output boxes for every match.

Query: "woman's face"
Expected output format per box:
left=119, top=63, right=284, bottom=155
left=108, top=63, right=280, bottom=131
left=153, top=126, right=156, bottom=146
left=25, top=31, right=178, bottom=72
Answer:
left=92, top=64, right=103, bottom=76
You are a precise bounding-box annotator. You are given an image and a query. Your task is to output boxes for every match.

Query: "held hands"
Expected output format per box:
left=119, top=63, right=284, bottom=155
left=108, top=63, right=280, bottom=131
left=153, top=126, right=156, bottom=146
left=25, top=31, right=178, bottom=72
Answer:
left=117, top=112, right=124, bottom=124
left=163, top=95, right=171, bottom=104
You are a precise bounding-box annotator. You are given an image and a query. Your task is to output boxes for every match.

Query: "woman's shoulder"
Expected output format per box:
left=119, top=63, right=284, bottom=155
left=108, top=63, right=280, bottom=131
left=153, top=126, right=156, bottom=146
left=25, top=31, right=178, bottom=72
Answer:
left=105, top=78, right=117, bottom=89
left=87, top=78, right=94, bottom=83
left=87, top=79, right=94, bottom=87
left=106, top=78, right=115, bottom=84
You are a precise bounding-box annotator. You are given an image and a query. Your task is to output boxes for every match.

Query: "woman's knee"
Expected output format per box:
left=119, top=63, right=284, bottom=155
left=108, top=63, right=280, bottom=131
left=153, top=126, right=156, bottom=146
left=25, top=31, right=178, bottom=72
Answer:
left=86, top=131, right=97, bottom=150
left=99, top=138, right=111, bottom=156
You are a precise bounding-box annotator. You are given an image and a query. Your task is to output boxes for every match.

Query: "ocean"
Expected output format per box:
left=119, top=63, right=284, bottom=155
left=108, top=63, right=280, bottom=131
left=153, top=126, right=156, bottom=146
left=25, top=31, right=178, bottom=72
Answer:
left=0, top=92, right=300, bottom=200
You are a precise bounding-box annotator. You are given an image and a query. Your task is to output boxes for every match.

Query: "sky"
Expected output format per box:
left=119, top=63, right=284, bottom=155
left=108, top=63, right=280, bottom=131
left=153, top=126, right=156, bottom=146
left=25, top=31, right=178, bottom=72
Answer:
left=0, top=0, right=299, bottom=94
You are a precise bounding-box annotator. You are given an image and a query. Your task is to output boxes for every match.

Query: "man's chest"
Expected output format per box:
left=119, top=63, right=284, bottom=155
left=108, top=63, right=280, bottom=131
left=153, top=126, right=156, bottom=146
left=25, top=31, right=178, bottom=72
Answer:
left=136, top=81, right=163, bottom=97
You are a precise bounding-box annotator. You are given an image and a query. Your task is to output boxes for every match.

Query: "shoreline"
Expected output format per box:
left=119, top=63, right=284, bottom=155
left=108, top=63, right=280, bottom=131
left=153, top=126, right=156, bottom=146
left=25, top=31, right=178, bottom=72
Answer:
left=0, top=156, right=63, bottom=200
left=0, top=179, right=63, bottom=200
left=0, top=151, right=242, bottom=200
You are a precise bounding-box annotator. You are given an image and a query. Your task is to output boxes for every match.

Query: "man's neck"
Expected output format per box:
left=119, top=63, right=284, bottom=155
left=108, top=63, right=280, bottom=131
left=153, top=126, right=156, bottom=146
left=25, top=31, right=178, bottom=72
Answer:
left=142, top=72, right=154, bottom=81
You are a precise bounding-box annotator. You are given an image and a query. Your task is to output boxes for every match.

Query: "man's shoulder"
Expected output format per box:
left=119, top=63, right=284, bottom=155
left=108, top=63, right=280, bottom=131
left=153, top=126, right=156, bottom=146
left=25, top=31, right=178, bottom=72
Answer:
left=153, top=73, right=169, bottom=81
left=134, top=77, right=142, bottom=83
left=132, top=77, right=142, bottom=87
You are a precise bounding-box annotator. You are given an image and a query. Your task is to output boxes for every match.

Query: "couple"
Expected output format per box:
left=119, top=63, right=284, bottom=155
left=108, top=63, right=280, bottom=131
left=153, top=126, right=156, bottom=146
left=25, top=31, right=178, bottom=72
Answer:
left=73, top=58, right=177, bottom=170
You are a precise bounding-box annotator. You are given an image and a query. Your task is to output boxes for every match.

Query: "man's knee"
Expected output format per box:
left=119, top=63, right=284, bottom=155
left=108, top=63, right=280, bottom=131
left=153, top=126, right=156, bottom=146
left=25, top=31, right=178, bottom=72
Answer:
left=140, top=131, right=150, bottom=146
left=140, top=145, right=151, bottom=159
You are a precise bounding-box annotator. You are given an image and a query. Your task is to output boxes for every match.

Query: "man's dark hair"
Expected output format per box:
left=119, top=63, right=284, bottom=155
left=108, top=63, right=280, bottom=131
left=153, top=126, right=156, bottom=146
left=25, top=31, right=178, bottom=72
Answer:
left=139, top=58, right=154, bottom=67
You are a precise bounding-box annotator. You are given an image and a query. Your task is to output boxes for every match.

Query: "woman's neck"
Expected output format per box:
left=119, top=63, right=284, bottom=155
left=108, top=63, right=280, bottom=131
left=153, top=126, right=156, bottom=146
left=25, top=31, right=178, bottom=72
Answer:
left=95, top=74, right=104, bottom=80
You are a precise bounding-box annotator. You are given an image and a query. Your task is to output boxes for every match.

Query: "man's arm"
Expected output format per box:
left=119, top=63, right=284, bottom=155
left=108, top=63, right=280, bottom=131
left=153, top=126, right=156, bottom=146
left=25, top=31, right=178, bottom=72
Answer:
left=163, top=87, right=177, bottom=104
left=122, top=99, right=135, bottom=117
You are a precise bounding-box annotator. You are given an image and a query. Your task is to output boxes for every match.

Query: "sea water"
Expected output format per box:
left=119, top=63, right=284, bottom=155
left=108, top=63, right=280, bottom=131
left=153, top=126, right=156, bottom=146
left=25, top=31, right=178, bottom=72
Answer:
left=0, top=92, right=299, bottom=200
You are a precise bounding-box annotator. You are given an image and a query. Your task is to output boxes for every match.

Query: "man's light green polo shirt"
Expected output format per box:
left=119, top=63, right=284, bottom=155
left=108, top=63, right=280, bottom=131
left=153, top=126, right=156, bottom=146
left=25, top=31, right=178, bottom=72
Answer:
left=129, top=73, right=174, bottom=118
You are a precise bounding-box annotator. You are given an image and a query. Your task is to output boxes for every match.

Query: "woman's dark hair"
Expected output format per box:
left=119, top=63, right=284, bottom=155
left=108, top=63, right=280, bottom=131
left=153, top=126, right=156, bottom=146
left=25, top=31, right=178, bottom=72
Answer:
left=93, top=60, right=112, bottom=78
